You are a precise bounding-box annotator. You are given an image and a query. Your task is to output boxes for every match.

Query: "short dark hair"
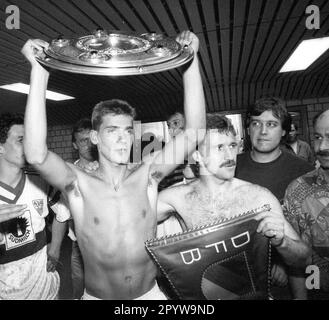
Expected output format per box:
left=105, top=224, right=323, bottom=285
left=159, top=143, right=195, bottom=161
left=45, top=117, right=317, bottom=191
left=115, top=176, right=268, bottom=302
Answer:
left=72, top=118, right=92, bottom=143
left=313, top=109, right=329, bottom=127
left=92, top=99, right=136, bottom=131
left=167, top=111, right=184, bottom=121
left=0, top=113, right=24, bottom=144
left=206, top=114, right=236, bottom=136
left=246, top=97, right=290, bottom=133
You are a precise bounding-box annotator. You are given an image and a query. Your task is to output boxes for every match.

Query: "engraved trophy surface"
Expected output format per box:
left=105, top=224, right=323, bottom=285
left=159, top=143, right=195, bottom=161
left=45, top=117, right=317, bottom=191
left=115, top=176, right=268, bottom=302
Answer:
left=36, top=30, right=194, bottom=75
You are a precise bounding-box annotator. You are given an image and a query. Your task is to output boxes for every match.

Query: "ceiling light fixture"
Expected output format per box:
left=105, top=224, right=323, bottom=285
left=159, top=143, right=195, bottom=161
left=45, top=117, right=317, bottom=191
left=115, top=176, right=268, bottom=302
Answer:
left=0, top=83, right=75, bottom=101
left=279, top=37, right=329, bottom=72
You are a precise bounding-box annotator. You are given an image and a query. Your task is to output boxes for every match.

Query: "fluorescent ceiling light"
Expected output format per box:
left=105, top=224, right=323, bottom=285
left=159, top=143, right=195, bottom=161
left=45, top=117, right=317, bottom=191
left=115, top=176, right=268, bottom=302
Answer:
left=280, top=37, right=329, bottom=72
left=0, top=83, right=75, bottom=101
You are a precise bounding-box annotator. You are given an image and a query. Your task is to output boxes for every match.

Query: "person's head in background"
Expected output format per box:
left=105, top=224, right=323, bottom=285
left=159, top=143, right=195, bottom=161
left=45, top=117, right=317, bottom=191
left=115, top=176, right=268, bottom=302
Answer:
left=72, top=118, right=95, bottom=162
left=313, top=110, right=329, bottom=171
left=286, top=123, right=298, bottom=144
left=0, top=113, right=25, bottom=170
left=246, top=97, right=291, bottom=162
left=167, top=111, right=185, bottom=139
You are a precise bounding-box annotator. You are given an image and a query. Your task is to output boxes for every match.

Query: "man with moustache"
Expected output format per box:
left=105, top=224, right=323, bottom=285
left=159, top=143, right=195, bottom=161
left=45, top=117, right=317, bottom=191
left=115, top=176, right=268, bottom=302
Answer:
left=284, top=110, right=329, bottom=299
left=235, top=97, right=313, bottom=299
left=157, top=114, right=310, bottom=274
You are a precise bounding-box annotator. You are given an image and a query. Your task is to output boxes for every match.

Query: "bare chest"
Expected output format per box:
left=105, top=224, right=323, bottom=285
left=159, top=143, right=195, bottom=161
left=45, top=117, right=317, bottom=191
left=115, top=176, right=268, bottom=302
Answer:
left=71, top=178, right=155, bottom=239
left=182, top=191, right=257, bottom=227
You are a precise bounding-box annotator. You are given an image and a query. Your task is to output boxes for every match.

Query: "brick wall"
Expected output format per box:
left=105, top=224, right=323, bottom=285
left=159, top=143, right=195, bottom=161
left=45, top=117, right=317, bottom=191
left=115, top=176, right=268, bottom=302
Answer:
left=47, top=124, right=77, bottom=163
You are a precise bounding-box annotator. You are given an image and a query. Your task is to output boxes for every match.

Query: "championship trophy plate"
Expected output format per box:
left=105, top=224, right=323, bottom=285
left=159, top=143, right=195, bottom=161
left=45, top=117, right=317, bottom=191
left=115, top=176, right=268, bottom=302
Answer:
left=36, top=30, right=194, bottom=76
left=145, top=205, right=272, bottom=300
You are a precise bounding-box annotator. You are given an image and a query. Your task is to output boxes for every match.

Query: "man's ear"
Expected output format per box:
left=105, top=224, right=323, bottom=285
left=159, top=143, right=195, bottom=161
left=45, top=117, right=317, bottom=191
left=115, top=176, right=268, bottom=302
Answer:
left=0, top=145, right=4, bottom=156
left=281, top=129, right=286, bottom=138
left=238, top=139, right=243, bottom=150
left=192, top=150, right=205, bottom=166
left=72, top=142, right=78, bottom=150
left=90, top=130, right=98, bottom=145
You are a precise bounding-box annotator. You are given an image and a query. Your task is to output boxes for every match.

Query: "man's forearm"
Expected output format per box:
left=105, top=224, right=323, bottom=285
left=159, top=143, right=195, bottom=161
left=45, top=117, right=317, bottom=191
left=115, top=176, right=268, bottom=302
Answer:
left=183, top=55, right=206, bottom=134
left=289, top=275, right=308, bottom=299
left=48, top=218, right=67, bottom=257
left=276, top=236, right=311, bottom=267
left=24, top=66, right=49, bottom=164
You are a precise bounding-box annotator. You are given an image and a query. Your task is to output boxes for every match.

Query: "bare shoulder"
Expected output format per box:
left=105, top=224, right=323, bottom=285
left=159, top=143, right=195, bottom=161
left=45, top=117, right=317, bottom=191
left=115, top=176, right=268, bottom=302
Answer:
left=234, top=178, right=271, bottom=195
left=68, top=162, right=92, bottom=177
left=233, top=179, right=281, bottom=210
left=159, top=179, right=197, bottom=199
left=179, top=180, right=204, bottom=201
left=126, top=162, right=145, bottom=176
left=66, top=163, right=101, bottom=188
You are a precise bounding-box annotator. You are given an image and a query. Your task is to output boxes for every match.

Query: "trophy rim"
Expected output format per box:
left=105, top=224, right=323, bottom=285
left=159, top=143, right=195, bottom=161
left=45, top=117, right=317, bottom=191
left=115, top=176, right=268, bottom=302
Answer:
left=36, top=30, right=194, bottom=76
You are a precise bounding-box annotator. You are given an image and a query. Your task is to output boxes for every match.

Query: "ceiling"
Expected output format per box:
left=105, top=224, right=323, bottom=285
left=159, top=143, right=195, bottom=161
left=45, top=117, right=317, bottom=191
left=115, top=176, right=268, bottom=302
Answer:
left=1, top=0, right=329, bottom=126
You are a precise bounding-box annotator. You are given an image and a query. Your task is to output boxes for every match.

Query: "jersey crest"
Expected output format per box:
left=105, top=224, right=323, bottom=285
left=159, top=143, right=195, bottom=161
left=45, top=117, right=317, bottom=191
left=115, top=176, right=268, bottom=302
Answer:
left=32, top=199, right=44, bottom=216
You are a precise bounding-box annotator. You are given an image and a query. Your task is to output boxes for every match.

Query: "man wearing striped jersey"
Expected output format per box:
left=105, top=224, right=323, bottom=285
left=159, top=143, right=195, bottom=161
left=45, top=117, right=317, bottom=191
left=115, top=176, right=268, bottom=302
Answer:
left=0, top=113, right=66, bottom=300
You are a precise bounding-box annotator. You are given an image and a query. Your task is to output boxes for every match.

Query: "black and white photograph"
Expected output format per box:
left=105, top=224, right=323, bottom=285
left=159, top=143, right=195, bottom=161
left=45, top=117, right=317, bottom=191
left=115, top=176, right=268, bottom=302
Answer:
left=0, top=0, right=329, bottom=307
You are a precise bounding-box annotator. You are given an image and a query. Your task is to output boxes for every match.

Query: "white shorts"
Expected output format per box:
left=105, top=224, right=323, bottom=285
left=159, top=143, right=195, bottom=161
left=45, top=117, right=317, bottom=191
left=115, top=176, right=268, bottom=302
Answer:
left=81, top=282, right=167, bottom=300
left=135, top=282, right=167, bottom=300
left=0, top=247, right=59, bottom=300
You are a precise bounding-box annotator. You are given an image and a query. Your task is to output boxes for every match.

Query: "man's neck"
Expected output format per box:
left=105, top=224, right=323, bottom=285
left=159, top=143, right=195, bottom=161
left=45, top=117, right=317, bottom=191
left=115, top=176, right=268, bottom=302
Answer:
left=288, top=140, right=298, bottom=146
left=76, top=157, right=92, bottom=170
left=199, top=174, right=234, bottom=193
left=97, top=158, right=128, bottom=186
left=320, top=166, right=329, bottom=181
left=0, top=162, right=23, bottom=187
left=288, top=140, right=298, bottom=154
left=250, top=147, right=281, bottom=163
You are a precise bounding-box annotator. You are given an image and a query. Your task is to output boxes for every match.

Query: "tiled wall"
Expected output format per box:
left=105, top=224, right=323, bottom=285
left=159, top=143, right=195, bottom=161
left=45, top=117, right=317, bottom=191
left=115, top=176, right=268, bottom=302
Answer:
left=47, top=125, right=77, bottom=163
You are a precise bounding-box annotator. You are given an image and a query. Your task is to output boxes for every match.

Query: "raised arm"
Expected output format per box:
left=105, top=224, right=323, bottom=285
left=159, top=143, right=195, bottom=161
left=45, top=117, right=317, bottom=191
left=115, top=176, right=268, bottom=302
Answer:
left=149, top=31, right=206, bottom=183
left=22, top=40, right=76, bottom=191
